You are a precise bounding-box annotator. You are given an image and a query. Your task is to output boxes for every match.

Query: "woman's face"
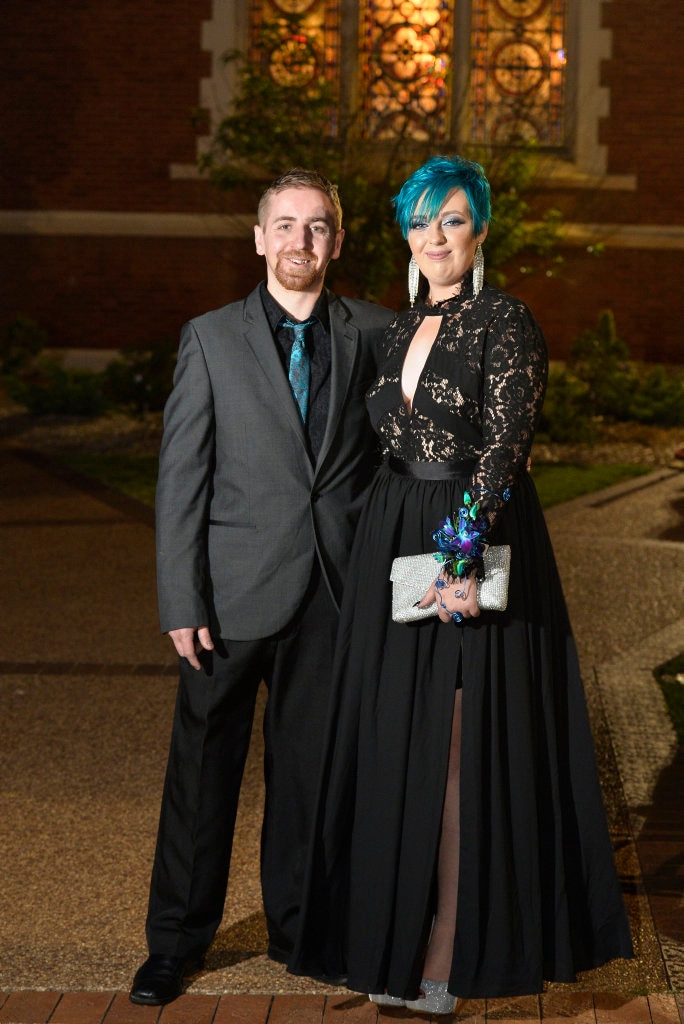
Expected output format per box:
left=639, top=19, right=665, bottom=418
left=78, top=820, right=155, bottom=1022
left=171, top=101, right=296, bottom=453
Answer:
left=407, top=188, right=487, bottom=302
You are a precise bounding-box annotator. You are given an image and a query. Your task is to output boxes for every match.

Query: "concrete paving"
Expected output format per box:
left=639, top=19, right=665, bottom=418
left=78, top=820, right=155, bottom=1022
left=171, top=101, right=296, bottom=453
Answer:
left=0, top=443, right=682, bottom=1009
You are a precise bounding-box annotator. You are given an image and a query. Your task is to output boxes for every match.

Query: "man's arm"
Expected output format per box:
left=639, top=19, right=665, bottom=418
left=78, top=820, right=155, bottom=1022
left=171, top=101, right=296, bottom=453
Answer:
left=156, top=320, right=216, bottom=635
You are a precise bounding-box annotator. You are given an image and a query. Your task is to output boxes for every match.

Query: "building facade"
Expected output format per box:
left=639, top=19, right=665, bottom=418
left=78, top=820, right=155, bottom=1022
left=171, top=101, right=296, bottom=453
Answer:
left=1, top=0, right=682, bottom=362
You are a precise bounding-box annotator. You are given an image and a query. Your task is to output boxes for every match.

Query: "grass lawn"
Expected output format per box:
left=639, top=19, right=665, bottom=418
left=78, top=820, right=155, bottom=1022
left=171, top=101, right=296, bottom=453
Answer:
left=529, top=461, right=651, bottom=508
left=59, top=452, right=160, bottom=507
left=59, top=452, right=652, bottom=511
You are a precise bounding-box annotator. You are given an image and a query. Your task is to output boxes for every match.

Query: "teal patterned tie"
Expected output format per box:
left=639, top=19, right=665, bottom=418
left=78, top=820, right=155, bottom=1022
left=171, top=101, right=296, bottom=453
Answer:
left=282, top=317, right=315, bottom=423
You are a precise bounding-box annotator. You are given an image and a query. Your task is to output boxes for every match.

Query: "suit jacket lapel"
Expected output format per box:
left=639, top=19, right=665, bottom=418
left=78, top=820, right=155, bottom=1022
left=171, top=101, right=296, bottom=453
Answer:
left=241, top=287, right=309, bottom=444
left=316, top=291, right=359, bottom=470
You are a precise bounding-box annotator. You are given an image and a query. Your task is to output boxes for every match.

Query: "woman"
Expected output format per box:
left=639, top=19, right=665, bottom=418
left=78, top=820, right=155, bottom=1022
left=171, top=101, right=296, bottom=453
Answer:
left=288, top=156, right=632, bottom=1013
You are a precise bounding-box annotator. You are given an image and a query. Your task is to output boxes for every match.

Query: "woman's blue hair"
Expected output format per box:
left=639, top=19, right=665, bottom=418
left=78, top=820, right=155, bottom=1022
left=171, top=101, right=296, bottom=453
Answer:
left=392, top=155, right=491, bottom=239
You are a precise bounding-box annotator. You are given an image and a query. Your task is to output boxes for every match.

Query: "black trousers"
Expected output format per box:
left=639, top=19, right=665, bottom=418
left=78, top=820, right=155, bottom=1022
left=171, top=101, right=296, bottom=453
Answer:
left=145, top=561, right=338, bottom=961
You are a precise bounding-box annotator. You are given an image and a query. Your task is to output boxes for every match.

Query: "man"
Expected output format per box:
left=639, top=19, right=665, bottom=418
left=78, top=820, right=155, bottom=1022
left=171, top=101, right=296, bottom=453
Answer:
left=129, top=169, right=393, bottom=1006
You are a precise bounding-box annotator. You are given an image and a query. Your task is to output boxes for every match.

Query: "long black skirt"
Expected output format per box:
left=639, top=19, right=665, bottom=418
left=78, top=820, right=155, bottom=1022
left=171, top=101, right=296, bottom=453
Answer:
left=289, top=460, right=633, bottom=998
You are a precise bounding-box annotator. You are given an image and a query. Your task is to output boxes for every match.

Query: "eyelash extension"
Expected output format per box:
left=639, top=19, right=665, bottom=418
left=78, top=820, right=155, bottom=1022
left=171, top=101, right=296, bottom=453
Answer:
left=410, top=217, right=465, bottom=230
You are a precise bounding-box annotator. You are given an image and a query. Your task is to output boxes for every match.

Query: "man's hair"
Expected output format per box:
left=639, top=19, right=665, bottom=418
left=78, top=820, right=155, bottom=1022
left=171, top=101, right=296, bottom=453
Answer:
left=392, top=155, right=491, bottom=239
left=257, top=168, right=343, bottom=230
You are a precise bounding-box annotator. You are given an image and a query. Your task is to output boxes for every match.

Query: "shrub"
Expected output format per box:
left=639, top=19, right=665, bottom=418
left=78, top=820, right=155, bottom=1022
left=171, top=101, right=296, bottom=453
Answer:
left=566, top=310, right=636, bottom=420
left=102, top=339, right=176, bottom=413
left=536, top=367, right=595, bottom=443
left=0, top=315, right=48, bottom=375
left=628, top=364, right=684, bottom=426
left=549, top=309, right=684, bottom=432
left=8, top=360, right=106, bottom=416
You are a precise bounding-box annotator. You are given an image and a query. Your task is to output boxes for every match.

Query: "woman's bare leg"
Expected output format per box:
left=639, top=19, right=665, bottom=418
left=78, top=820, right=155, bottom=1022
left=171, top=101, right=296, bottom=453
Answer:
left=421, top=687, right=462, bottom=981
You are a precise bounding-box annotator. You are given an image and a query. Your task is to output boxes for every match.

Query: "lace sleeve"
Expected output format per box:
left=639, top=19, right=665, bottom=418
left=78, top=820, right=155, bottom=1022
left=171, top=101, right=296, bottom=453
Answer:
left=430, top=298, right=547, bottom=582
left=470, top=299, right=548, bottom=529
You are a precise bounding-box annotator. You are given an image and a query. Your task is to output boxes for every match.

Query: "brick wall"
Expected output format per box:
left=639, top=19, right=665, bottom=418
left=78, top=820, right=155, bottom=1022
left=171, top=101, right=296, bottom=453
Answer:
left=2, top=0, right=213, bottom=212
left=513, top=248, right=684, bottom=364
left=0, top=234, right=264, bottom=349
left=1, top=0, right=683, bottom=362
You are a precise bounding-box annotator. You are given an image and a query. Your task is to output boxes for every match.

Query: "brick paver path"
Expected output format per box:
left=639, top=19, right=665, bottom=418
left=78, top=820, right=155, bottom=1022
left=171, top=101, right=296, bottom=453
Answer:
left=0, top=992, right=682, bottom=1024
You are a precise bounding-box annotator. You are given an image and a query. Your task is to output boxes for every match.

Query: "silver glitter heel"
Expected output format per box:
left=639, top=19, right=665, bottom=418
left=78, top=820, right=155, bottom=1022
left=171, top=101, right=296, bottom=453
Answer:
left=404, top=978, right=456, bottom=1015
left=369, top=992, right=406, bottom=1006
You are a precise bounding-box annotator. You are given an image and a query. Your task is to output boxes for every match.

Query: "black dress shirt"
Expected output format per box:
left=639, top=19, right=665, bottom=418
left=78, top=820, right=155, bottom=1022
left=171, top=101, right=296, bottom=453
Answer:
left=260, top=281, right=332, bottom=463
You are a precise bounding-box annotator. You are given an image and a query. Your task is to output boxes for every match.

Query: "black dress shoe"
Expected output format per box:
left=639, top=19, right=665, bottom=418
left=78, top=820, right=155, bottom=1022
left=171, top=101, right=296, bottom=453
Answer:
left=129, top=953, right=205, bottom=1005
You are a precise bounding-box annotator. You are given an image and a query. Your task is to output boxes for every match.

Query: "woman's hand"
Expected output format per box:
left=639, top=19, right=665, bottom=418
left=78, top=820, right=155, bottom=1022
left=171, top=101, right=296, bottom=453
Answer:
left=418, top=571, right=480, bottom=623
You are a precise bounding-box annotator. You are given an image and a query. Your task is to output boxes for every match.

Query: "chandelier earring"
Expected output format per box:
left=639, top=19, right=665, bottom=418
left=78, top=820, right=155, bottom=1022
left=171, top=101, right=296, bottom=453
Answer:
left=408, top=255, right=420, bottom=307
left=473, top=243, right=484, bottom=297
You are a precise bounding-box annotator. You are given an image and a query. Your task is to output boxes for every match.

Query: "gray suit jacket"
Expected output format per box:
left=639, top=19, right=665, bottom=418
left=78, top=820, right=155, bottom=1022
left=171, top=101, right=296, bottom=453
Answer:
left=155, top=285, right=393, bottom=640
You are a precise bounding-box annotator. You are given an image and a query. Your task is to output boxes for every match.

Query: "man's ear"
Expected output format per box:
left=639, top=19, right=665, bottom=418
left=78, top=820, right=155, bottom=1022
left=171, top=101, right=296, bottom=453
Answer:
left=254, top=225, right=265, bottom=256
left=331, top=228, right=345, bottom=261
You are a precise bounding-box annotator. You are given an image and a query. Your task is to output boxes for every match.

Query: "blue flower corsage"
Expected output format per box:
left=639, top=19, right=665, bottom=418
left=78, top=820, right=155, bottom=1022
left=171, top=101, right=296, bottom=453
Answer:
left=432, top=490, right=490, bottom=581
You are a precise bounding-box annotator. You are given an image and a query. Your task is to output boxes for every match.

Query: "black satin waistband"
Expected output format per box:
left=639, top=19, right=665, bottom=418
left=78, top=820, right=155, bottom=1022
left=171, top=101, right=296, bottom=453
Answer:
left=387, top=456, right=476, bottom=480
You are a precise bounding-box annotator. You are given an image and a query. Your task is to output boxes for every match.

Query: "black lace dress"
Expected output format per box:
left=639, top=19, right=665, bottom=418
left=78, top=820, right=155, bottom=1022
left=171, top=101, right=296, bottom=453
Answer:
left=288, top=281, right=633, bottom=998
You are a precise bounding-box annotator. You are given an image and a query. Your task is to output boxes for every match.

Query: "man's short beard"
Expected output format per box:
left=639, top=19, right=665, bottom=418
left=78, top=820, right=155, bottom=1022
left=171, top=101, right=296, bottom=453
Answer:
left=274, top=253, right=326, bottom=292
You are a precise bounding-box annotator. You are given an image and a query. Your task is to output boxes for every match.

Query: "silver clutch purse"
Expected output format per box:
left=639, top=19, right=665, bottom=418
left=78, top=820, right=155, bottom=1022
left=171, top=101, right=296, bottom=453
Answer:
left=389, top=545, right=511, bottom=623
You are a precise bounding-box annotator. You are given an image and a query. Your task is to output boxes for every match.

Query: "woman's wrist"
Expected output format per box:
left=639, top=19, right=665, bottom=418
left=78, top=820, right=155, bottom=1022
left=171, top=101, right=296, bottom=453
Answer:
left=432, top=491, right=489, bottom=581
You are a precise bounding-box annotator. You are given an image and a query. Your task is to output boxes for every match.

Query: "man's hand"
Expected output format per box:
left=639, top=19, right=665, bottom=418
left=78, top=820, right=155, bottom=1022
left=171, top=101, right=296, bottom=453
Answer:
left=168, top=626, right=214, bottom=670
left=418, top=571, right=480, bottom=624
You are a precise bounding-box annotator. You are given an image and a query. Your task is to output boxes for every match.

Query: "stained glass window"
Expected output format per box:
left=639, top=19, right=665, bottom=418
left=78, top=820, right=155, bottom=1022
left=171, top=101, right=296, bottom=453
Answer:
left=247, top=0, right=568, bottom=147
left=249, top=0, right=340, bottom=97
left=470, top=0, right=567, bottom=145
left=358, top=0, right=453, bottom=141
